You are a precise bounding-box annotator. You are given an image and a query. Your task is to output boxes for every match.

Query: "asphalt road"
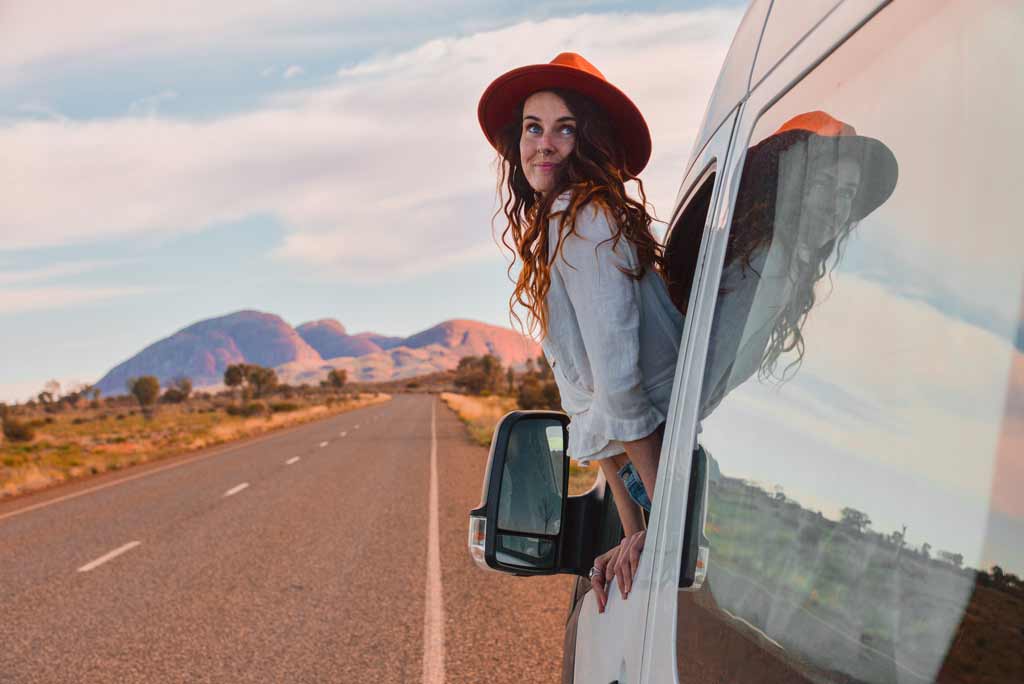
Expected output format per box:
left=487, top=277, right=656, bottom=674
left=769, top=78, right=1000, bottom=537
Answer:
left=0, top=394, right=573, bottom=683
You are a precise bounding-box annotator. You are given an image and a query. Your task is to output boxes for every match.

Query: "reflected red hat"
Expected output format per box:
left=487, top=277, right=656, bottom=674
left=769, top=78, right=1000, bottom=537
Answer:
left=478, top=52, right=652, bottom=176
left=765, top=110, right=899, bottom=221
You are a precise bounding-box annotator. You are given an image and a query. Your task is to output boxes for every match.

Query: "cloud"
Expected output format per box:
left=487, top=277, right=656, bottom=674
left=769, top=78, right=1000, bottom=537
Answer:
left=0, top=260, right=127, bottom=286
left=283, top=65, right=305, bottom=79
left=0, top=9, right=740, bottom=283
left=128, top=90, right=179, bottom=116
left=0, top=1, right=455, bottom=82
left=0, top=286, right=149, bottom=314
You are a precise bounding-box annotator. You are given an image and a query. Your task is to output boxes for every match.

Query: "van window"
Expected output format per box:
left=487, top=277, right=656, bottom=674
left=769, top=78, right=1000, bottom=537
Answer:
left=749, top=0, right=840, bottom=87
left=693, top=0, right=770, bottom=154
left=664, top=170, right=716, bottom=316
left=676, top=1, right=1023, bottom=681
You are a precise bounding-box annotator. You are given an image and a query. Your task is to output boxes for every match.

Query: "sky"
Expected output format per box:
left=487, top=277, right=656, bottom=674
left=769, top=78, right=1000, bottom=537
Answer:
left=0, top=0, right=746, bottom=403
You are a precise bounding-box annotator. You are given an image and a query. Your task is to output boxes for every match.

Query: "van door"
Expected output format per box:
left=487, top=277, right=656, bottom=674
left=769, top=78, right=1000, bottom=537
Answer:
left=667, top=0, right=1023, bottom=682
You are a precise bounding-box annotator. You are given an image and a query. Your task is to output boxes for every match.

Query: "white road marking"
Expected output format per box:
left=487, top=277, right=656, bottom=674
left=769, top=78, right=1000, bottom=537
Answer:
left=354, top=424, right=360, bottom=429
left=286, top=457, right=300, bottom=465
left=319, top=441, right=328, bottom=448
left=422, top=399, right=445, bottom=684
left=339, top=431, right=347, bottom=437
left=77, top=541, right=141, bottom=573
left=223, top=483, right=249, bottom=497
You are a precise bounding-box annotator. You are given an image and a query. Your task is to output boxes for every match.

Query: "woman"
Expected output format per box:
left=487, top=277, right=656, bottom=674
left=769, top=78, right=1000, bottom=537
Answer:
left=478, top=52, right=683, bottom=611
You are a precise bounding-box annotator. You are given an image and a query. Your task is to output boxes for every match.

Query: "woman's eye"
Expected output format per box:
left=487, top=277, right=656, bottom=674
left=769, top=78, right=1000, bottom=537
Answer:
left=560, top=125, right=576, bottom=136
left=525, top=123, right=542, bottom=134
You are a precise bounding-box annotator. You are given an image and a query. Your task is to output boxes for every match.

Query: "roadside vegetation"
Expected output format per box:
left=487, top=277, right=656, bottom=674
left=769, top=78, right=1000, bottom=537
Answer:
left=440, top=353, right=598, bottom=495
left=0, top=366, right=387, bottom=500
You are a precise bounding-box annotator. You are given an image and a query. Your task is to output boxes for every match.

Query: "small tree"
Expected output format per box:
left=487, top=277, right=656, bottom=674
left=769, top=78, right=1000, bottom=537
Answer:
left=454, top=355, right=505, bottom=395
left=247, top=366, right=278, bottom=398
left=224, top=364, right=245, bottom=401
left=162, top=376, right=193, bottom=403
left=126, top=376, right=161, bottom=418
left=840, top=507, right=872, bottom=534
left=326, top=369, right=347, bottom=392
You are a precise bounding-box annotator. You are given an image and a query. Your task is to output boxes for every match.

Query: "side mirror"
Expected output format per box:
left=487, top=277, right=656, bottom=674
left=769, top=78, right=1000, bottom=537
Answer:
left=468, top=410, right=612, bottom=577
left=468, top=411, right=569, bottom=575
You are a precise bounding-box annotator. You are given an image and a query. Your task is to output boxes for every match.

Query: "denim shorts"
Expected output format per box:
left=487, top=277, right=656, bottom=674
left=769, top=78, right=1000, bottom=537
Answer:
left=617, top=462, right=652, bottom=512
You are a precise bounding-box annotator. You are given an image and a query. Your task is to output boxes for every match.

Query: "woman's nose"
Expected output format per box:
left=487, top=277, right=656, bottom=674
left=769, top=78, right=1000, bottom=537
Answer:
left=538, top=132, right=555, bottom=153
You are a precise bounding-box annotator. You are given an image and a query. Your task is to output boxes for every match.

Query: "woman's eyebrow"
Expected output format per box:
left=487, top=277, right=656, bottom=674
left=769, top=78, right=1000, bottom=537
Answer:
left=523, top=114, right=578, bottom=122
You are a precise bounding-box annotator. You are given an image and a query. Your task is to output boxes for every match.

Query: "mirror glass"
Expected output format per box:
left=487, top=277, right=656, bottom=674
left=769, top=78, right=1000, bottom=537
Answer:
left=497, top=418, right=565, bottom=536
left=496, top=534, right=556, bottom=569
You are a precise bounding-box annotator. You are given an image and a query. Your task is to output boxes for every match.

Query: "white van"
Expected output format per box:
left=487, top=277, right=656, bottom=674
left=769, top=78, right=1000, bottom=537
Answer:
left=469, top=0, right=1023, bottom=682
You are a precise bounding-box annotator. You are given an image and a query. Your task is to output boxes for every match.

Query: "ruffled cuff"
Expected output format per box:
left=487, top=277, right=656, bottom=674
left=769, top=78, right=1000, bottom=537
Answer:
left=567, top=403, right=665, bottom=464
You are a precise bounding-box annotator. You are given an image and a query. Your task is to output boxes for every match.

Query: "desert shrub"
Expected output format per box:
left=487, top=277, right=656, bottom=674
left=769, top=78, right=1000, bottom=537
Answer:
left=226, top=402, right=267, bottom=417
left=3, top=418, right=35, bottom=442
left=116, top=414, right=126, bottom=420
left=72, top=417, right=88, bottom=425
left=270, top=402, right=300, bottom=413
left=161, top=388, right=188, bottom=403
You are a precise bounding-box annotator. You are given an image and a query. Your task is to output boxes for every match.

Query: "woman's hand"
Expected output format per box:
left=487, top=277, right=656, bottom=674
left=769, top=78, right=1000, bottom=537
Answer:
left=591, top=530, right=647, bottom=613
left=590, top=544, right=620, bottom=614
left=612, top=530, right=646, bottom=599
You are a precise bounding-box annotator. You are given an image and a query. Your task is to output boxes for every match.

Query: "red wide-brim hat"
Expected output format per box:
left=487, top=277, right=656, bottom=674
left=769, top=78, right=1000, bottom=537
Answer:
left=478, top=52, right=652, bottom=176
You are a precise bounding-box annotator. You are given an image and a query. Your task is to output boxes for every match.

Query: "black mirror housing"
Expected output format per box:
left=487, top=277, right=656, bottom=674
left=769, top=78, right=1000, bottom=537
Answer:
left=468, top=410, right=607, bottom=577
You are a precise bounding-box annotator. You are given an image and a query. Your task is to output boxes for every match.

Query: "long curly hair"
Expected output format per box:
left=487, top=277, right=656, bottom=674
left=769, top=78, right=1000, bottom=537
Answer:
left=492, top=88, right=663, bottom=340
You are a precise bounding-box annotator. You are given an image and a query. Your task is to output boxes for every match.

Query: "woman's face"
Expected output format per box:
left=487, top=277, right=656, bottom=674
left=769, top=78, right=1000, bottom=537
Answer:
left=803, top=156, right=862, bottom=246
left=519, top=91, right=577, bottom=196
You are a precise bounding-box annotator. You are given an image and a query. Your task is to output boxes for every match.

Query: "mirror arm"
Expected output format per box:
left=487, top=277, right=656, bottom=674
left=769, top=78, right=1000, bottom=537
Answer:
left=559, top=475, right=609, bottom=576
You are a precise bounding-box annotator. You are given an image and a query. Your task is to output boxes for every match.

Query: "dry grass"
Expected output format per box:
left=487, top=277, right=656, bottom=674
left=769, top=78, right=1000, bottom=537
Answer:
left=439, top=392, right=517, bottom=447
left=0, top=393, right=390, bottom=500
left=439, top=392, right=599, bottom=495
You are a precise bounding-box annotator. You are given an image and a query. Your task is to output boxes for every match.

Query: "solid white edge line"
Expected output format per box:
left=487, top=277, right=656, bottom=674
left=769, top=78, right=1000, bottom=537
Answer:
left=422, top=399, right=445, bottom=684
left=77, top=541, right=141, bottom=573
left=223, top=483, right=249, bottom=497
left=286, top=457, right=300, bottom=465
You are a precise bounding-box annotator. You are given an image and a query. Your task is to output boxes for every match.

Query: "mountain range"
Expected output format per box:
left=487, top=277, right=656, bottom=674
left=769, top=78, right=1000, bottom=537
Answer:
left=94, top=310, right=540, bottom=396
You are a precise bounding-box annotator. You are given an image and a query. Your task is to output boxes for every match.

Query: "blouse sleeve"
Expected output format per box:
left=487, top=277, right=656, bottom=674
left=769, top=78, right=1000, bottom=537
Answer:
left=553, top=203, right=664, bottom=441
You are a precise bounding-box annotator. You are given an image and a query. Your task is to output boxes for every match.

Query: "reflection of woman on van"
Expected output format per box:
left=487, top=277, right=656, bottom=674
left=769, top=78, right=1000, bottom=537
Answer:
left=699, top=111, right=899, bottom=415
left=478, top=53, right=684, bottom=609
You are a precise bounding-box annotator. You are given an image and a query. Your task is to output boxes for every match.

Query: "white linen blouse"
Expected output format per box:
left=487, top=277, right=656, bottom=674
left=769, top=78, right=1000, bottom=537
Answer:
left=540, top=193, right=685, bottom=465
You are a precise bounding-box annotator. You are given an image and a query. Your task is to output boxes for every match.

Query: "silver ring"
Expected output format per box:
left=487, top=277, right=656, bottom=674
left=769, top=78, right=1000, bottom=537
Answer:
left=588, top=566, right=601, bottom=580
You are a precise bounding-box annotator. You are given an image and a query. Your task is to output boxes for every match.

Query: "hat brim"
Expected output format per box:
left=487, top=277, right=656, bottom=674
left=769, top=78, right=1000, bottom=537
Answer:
left=478, top=63, right=652, bottom=176
left=838, top=135, right=898, bottom=221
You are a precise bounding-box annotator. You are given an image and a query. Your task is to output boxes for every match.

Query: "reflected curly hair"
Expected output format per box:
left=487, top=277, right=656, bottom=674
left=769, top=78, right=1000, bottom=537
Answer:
left=492, top=88, right=663, bottom=340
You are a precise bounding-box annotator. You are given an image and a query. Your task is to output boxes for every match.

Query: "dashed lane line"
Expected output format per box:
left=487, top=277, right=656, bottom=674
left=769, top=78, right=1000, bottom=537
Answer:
left=223, top=483, right=249, bottom=497
left=77, top=541, right=141, bottom=573
left=286, top=457, right=300, bottom=465
left=319, top=441, right=329, bottom=448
